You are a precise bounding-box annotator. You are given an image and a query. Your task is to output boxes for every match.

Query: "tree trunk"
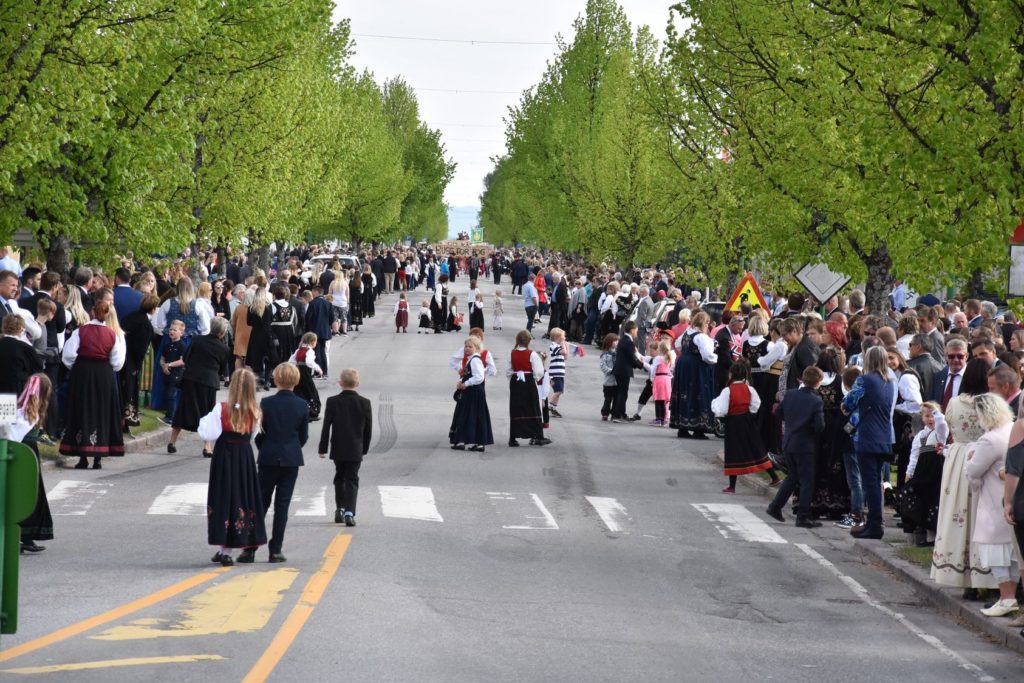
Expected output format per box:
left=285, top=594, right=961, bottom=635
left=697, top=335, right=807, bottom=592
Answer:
left=967, top=269, right=985, bottom=298
left=44, top=233, right=72, bottom=275
left=863, top=243, right=893, bottom=314
left=216, top=245, right=227, bottom=277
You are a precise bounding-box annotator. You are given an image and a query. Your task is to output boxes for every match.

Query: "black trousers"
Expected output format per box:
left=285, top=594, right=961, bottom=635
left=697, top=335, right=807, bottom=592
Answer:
left=769, top=450, right=816, bottom=519
left=612, top=375, right=631, bottom=419
left=258, top=465, right=298, bottom=553
left=333, top=460, right=362, bottom=514
left=601, top=385, right=616, bottom=417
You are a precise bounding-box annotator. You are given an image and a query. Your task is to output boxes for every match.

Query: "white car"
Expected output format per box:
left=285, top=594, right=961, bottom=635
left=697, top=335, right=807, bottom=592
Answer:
left=302, top=254, right=360, bottom=272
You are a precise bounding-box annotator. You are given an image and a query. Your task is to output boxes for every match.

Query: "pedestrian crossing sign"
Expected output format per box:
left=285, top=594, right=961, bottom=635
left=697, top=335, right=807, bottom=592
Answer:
left=725, top=273, right=768, bottom=312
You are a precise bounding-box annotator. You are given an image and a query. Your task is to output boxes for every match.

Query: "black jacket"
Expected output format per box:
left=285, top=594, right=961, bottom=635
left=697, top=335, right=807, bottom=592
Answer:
left=612, top=333, right=645, bottom=378
left=0, top=337, right=43, bottom=395
left=255, top=390, right=309, bottom=467
left=319, top=390, right=373, bottom=461
left=182, top=334, right=230, bottom=388
left=779, top=386, right=825, bottom=453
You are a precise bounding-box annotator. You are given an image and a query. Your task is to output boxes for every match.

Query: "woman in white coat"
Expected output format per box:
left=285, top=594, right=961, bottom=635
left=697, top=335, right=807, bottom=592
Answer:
left=965, top=394, right=1018, bottom=616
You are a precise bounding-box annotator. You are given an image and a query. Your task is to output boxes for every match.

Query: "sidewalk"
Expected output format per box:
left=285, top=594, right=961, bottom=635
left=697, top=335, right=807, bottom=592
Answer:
left=694, top=444, right=1024, bottom=656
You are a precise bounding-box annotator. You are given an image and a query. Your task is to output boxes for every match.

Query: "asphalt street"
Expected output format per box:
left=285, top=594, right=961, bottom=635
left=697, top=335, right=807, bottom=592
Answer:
left=3, top=277, right=1023, bottom=682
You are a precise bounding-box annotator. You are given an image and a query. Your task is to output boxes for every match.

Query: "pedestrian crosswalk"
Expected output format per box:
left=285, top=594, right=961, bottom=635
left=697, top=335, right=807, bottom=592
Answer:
left=43, top=478, right=794, bottom=543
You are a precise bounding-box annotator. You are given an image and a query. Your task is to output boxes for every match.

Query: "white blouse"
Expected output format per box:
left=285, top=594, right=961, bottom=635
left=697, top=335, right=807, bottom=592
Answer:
left=894, top=372, right=922, bottom=414
left=711, top=381, right=761, bottom=418
left=462, top=355, right=486, bottom=387
left=154, top=298, right=212, bottom=336
left=506, top=347, right=545, bottom=380
left=675, top=330, right=717, bottom=364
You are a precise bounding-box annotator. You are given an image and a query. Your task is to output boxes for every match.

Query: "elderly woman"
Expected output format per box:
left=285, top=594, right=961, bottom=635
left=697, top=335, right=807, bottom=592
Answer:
left=931, top=360, right=996, bottom=593
left=965, top=394, right=1018, bottom=617
left=168, top=317, right=231, bottom=457
left=60, top=301, right=126, bottom=470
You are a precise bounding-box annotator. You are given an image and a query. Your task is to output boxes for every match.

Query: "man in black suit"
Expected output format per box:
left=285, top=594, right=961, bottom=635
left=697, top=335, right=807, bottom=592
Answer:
left=931, top=338, right=967, bottom=409
left=242, top=363, right=309, bottom=563
left=767, top=366, right=825, bottom=527
left=319, top=368, right=372, bottom=526
left=611, top=321, right=646, bottom=422
left=988, top=365, right=1021, bottom=418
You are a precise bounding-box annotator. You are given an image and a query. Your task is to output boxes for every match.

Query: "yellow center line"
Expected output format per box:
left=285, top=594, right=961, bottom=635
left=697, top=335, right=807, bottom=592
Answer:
left=2, top=654, right=226, bottom=674
left=242, top=533, right=352, bottom=683
left=0, top=568, right=231, bottom=663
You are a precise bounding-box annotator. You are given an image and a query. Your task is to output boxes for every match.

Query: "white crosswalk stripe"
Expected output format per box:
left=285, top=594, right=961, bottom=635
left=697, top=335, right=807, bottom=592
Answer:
left=486, top=491, right=559, bottom=530
left=147, top=483, right=207, bottom=515
left=47, top=480, right=111, bottom=516
left=292, top=486, right=329, bottom=517
left=691, top=503, right=787, bottom=544
left=378, top=485, right=444, bottom=522
left=585, top=496, right=631, bottom=533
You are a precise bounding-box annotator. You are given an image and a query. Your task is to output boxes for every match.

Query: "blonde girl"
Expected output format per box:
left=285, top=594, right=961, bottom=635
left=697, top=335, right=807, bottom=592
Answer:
left=650, top=340, right=675, bottom=426
left=198, top=368, right=266, bottom=566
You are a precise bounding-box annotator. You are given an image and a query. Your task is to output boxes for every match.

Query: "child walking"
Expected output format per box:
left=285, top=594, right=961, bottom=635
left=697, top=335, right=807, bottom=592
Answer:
left=469, top=291, right=485, bottom=330
left=493, top=290, right=504, bottom=330
left=649, top=340, right=675, bottom=426
left=418, top=299, right=432, bottom=333
left=198, top=368, right=267, bottom=566
left=394, top=292, right=409, bottom=333
left=547, top=328, right=568, bottom=417
left=598, top=333, right=619, bottom=421
left=289, top=332, right=323, bottom=420
left=712, top=359, right=780, bottom=493
left=447, top=296, right=462, bottom=332
left=160, top=320, right=186, bottom=425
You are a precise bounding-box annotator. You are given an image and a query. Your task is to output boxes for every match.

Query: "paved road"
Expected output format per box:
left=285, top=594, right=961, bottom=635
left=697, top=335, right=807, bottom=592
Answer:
left=3, top=277, right=1022, bottom=681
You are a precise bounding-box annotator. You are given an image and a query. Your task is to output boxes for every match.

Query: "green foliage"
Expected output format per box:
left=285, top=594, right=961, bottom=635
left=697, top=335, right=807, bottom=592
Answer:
left=0, top=2, right=453, bottom=266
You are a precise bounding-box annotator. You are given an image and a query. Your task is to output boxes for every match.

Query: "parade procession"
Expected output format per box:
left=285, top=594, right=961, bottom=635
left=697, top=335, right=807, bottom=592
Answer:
left=2, top=1, right=1024, bottom=681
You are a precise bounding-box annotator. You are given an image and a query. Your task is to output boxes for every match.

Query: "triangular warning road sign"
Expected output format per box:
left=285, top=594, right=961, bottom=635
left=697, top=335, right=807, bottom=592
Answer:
left=725, top=273, right=768, bottom=312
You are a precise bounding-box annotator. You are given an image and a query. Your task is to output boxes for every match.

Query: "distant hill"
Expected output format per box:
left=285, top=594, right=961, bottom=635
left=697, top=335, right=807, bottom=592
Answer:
left=447, top=206, right=479, bottom=239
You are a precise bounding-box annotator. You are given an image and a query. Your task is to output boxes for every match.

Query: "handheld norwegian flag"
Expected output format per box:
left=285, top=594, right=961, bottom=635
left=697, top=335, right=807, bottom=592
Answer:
left=571, top=344, right=586, bottom=358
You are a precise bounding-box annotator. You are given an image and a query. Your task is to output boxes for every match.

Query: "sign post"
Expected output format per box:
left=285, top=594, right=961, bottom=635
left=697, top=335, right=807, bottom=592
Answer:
left=724, top=273, right=768, bottom=312
left=0, top=393, right=38, bottom=636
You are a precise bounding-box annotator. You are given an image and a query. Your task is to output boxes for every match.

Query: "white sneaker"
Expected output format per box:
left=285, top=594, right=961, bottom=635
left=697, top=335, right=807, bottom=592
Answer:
left=980, top=598, right=1018, bottom=617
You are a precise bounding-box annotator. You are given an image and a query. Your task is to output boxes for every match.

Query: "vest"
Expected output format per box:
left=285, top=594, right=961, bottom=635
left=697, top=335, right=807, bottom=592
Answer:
left=77, top=324, right=116, bottom=361
left=726, top=383, right=751, bottom=416
left=510, top=349, right=533, bottom=373
left=220, top=402, right=253, bottom=434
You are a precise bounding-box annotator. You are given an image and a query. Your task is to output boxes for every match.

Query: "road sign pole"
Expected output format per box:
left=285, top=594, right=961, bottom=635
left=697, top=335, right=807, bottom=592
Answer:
left=0, top=437, right=8, bottom=639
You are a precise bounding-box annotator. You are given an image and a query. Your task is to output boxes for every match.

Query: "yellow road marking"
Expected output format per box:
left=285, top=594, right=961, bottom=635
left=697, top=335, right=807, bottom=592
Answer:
left=93, top=568, right=298, bottom=640
left=0, top=568, right=231, bottom=663
left=243, top=534, right=351, bottom=683
left=3, top=654, right=225, bottom=674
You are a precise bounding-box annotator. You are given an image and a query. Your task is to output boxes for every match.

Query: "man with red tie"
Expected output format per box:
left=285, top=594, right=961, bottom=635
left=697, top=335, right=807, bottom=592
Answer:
left=932, top=338, right=968, bottom=410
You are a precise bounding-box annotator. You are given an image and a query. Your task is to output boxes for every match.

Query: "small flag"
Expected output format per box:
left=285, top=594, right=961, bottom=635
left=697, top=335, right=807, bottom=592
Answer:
left=571, top=344, right=586, bottom=358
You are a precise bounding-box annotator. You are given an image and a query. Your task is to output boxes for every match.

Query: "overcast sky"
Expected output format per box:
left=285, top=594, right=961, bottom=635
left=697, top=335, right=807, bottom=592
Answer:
left=331, top=1, right=675, bottom=209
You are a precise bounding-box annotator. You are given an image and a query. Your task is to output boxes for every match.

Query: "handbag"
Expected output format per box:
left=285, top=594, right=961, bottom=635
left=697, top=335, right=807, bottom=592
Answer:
left=453, top=389, right=462, bottom=402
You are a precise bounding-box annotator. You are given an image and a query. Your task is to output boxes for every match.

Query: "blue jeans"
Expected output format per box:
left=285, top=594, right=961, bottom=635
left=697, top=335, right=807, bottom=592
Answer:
left=164, top=383, right=180, bottom=421
left=858, top=451, right=888, bottom=533
left=842, top=450, right=863, bottom=516
left=525, top=305, right=537, bottom=331
left=583, top=309, right=599, bottom=344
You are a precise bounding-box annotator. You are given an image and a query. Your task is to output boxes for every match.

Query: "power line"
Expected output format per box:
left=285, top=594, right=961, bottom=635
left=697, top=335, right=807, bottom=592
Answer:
left=435, top=122, right=505, bottom=128
left=417, top=87, right=521, bottom=95
left=352, top=32, right=556, bottom=46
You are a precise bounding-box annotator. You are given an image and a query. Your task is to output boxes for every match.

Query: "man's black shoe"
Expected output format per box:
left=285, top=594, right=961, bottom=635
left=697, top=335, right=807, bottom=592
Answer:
left=236, top=548, right=256, bottom=564
left=795, top=518, right=822, bottom=528
left=766, top=507, right=785, bottom=523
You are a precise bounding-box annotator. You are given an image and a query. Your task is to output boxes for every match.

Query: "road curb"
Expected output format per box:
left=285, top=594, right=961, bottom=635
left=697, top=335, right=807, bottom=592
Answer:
left=854, top=539, right=1024, bottom=655
left=696, top=444, right=1024, bottom=654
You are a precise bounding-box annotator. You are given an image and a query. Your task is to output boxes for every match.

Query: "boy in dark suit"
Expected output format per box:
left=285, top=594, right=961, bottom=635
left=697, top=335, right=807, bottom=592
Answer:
left=767, top=366, right=825, bottom=528
left=241, top=363, right=309, bottom=563
left=319, top=368, right=373, bottom=526
left=611, top=321, right=646, bottom=422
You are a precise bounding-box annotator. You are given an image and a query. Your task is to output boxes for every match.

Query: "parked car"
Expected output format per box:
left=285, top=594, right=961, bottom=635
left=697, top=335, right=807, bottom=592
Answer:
left=700, top=301, right=727, bottom=325
left=303, top=253, right=360, bottom=272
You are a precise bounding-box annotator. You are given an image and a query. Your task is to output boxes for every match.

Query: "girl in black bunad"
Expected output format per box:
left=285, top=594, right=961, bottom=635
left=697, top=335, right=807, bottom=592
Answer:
left=12, top=373, right=55, bottom=553
left=198, top=368, right=267, bottom=566
left=449, top=337, right=494, bottom=452
left=711, top=359, right=779, bottom=493
left=506, top=330, right=551, bottom=447
left=60, top=300, right=126, bottom=470
left=741, top=313, right=785, bottom=455
left=289, top=332, right=323, bottom=420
